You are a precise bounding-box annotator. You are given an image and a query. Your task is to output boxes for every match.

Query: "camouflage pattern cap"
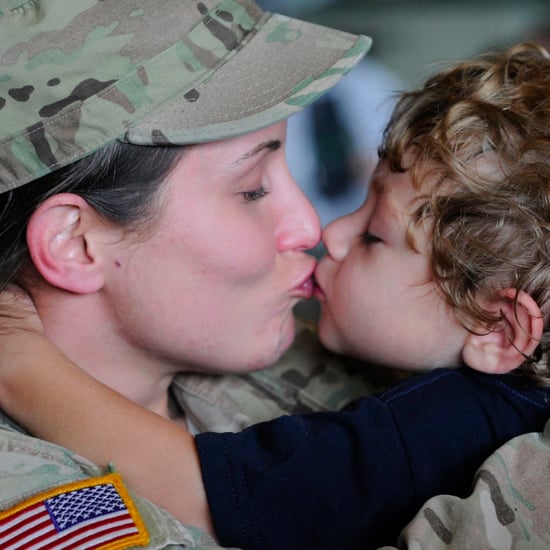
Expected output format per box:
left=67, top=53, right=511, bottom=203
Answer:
left=0, top=0, right=371, bottom=192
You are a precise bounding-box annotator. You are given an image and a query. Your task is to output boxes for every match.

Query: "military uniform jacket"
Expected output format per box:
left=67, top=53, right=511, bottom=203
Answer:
left=1, top=321, right=549, bottom=549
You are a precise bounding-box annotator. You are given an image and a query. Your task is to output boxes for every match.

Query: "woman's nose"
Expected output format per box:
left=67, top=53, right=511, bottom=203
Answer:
left=276, top=186, right=321, bottom=252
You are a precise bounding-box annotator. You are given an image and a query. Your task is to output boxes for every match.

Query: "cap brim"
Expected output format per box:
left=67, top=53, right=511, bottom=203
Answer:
left=0, top=2, right=371, bottom=192
left=124, top=13, right=371, bottom=145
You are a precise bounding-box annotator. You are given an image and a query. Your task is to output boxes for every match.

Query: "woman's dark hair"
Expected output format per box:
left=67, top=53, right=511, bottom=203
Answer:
left=0, top=140, right=185, bottom=291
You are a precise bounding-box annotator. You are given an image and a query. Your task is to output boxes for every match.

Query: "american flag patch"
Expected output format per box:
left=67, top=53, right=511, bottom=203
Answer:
left=0, top=472, right=149, bottom=549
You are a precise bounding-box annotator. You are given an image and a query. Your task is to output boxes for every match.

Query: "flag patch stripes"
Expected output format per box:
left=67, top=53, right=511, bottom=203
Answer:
left=0, top=472, right=149, bottom=549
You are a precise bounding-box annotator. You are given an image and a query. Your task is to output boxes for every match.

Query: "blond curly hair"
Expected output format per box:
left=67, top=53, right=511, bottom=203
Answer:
left=381, top=43, right=550, bottom=384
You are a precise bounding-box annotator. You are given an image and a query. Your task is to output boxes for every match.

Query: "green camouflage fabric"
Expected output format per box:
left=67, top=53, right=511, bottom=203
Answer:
left=0, top=414, right=230, bottom=549
left=380, top=418, right=550, bottom=550
left=0, top=0, right=371, bottom=192
left=172, top=318, right=410, bottom=433
left=0, top=318, right=395, bottom=550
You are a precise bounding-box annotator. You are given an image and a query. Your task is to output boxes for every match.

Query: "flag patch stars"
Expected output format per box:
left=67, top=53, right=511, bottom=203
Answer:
left=0, top=472, right=149, bottom=549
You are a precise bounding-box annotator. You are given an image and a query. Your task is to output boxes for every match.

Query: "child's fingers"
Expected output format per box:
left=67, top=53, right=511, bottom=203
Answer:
left=0, top=284, right=43, bottom=333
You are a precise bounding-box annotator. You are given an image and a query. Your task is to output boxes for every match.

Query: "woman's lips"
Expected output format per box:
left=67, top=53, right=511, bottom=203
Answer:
left=292, top=262, right=317, bottom=300
left=295, top=276, right=314, bottom=299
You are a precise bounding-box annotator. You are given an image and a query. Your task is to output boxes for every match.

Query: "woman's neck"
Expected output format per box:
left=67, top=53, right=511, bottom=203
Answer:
left=36, top=288, right=180, bottom=421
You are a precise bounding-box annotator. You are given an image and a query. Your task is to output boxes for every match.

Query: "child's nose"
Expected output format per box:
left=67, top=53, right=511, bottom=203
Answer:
left=322, top=214, right=355, bottom=262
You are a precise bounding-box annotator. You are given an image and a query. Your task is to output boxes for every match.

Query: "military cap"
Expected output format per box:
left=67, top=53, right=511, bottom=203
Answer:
left=0, top=0, right=371, bottom=191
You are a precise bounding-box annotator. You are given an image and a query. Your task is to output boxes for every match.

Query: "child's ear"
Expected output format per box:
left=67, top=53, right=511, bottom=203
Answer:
left=26, top=193, right=111, bottom=294
left=462, top=289, right=543, bottom=374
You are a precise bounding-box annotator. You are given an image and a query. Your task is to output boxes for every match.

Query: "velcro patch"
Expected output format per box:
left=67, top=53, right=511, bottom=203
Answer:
left=0, top=472, right=149, bottom=549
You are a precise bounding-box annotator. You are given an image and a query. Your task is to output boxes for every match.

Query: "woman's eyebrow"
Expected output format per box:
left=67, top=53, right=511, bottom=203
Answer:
left=231, top=139, right=281, bottom=166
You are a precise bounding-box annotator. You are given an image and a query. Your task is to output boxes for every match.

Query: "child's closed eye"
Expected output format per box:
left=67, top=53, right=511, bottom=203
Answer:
left=360, top=231, right=382, bottom=245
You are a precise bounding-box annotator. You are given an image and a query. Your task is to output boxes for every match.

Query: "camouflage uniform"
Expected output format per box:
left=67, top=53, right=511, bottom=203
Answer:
left=0, top=415, right=226, bottom=548
left=1, top=321, right=549, bottom=548
left=382, top=419, right=550, bottom=550
left=0, top=320, right=402, bottom=549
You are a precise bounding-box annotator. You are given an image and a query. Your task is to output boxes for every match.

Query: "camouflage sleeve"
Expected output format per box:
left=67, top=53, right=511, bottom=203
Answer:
left=0, top=418, right=232, bottom=550
left=379, top=418, right=550, bottom=550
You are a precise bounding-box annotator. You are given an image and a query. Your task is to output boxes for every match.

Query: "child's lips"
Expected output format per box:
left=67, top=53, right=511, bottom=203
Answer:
left=312, top=275, right=326, bottom=301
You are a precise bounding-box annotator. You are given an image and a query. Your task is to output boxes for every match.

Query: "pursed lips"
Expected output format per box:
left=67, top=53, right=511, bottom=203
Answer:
left=289, top=258, right=317, bottom=300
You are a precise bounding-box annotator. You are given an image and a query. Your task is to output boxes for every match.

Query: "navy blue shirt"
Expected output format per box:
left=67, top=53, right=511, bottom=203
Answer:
left=196, top=368, right=550, bottom=550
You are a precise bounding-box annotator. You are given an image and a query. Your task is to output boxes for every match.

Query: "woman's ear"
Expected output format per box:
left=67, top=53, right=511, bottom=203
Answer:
left=462, top=289, right=543, bottom=374
left=26, top=193, right=110, bottom=294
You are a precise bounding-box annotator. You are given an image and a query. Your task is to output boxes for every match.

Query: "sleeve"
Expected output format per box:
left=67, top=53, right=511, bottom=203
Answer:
left=0, top=423, right=224, bottom=550
left=195, top=396, right=413, bottom=550
left=390, top=419, right=550, bottom=550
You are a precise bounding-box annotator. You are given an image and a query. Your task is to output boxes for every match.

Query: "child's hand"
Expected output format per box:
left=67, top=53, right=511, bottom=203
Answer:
left=0, top=285, right=46, bottom=412
left=0, top=284, right=43, bottom=336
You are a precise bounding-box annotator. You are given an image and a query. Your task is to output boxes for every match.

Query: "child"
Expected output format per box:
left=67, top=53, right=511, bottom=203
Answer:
left=2, top=42, right=550, bottom=549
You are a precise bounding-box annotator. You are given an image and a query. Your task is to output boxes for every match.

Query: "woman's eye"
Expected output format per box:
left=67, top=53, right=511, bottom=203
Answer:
left=360, top=231, right=382, bottom=245
left=241, top=186, right=270, bottom=202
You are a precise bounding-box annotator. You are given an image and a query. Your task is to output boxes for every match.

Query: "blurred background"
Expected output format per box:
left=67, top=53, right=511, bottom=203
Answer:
left=261, top=1, right=550, bottom=88
left=256, top=0, right=550, bottom=318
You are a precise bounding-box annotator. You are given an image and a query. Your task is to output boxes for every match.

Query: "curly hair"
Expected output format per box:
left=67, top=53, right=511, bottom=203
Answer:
left=380, top=43, right=550, bottom=385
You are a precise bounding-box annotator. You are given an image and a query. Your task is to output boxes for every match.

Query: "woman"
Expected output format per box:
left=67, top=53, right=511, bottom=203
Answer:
left=3, top=25, right=550, bottom=549
left=0, top=0, right=370, bottom=547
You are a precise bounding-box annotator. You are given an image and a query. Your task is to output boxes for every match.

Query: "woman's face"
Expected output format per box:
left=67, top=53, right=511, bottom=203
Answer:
left=107, top=121, right=320, bottom=373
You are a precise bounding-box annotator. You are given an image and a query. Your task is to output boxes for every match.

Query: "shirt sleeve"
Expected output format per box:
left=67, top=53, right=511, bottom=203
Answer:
left=196, top=394, right=411, bottom=550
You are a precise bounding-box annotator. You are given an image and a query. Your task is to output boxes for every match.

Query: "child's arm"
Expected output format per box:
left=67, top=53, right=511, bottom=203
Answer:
left=0, top=289, right=214, bottom=536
